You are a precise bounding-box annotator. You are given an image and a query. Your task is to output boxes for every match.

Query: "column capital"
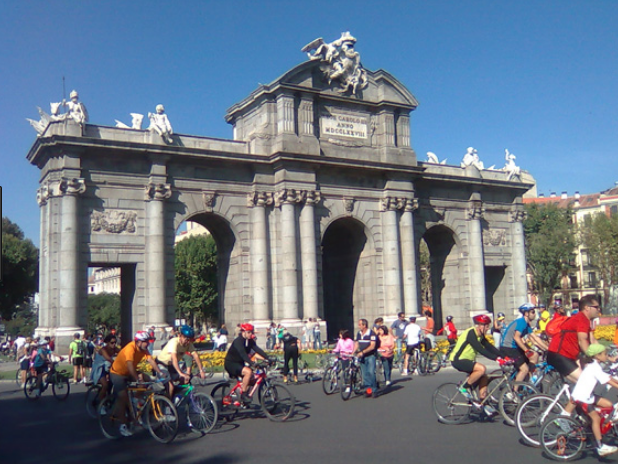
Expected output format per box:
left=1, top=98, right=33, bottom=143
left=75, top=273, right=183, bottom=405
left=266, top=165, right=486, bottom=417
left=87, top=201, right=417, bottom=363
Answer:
left=247, top=191, right=274, bottom=208
left=510, top=206, right=526, bottom=223
left=145, top=182, right=172, bottom=201
left=303, top=190, right=321, bottom=206
left=37, top=184, right=50, bottom=206
left=274, top=188, right=304, bottom=208
left=202, top=190, right=216, bottom=211
left=404, top=198, right=418, bottom=212
left=59, top=177, right=86, bottom=196
left=467, top=202, right=484, bottom=220
left=381, top=196, right=408, bottom=212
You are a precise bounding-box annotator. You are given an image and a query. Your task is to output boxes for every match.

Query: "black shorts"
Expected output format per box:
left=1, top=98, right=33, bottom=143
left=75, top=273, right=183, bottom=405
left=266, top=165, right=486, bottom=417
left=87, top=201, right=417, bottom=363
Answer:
left=405, top=344, right=420, bottom=355
left=35, top=365, right=48, bottom=375
left=84, top=357, right=93, bottom=368
left=451, top=359, right=476, bottom=374
left=547, top=351, right=579, bottom=378
left=224, top=360, right=244, bottom=379
left=501, top=347, right=530, bottom=370
left=156, top=360, right=181, bottom=381
left=72, top=357, right=84, bottom=366
left=20, top=359, right=30, bottom=370
left=110, top=373, right=129, bottom=393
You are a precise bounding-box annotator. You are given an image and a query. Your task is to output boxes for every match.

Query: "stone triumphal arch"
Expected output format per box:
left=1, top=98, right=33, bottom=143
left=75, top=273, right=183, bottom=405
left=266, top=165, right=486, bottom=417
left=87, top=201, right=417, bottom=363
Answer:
left=28, top=34, right=531, bottom=348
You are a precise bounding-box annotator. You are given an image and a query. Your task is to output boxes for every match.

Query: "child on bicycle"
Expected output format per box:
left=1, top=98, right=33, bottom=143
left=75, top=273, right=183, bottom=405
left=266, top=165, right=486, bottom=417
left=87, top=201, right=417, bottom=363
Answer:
left=570, top=343, right=618, bottom=457
left=332, top=330, right=354, bottom=368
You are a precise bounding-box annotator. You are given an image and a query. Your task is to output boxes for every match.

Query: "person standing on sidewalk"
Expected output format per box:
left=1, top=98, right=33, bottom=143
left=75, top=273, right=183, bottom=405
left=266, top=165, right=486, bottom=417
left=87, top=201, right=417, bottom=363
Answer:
left=355, top=319, right=378, bottom=398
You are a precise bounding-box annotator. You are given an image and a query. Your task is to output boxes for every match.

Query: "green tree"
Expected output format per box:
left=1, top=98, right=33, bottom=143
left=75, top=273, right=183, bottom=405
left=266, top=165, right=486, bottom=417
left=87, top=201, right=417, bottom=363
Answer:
left=524, top=203, right=576, bottom=306
left=579, top=212, right=618, bottom=305
left=419, top=239, right=431, bottom=305
left=4, top=301, right=38, bottom=338
left=1, top=217, right=39, bottom=320
left=174, top=234, right=218, bottom=327
left=87, top=292, right=121, bottom=334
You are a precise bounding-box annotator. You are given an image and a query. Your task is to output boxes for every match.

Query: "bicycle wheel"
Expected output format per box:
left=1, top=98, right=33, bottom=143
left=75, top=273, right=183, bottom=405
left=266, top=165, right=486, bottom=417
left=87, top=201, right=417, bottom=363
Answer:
left=98, top=395, right=122, bottom=440
left=211, top=381, right=237, bottom=422
left=51, top=373, right=70, bottom=401
left=352, top=368, right=364, bottom=395
left=24, top=375, right=40, bottom=401
left=298, top=358, right=308, bottom=375
left=145, top=394, right=178, bottom=444
left=409, top=352, right=418, bottom=374
left=86, top=384, right=103, bottom=418
left=260, top=382, right=295, bottom=422
left=486, top=371, right=506, bottom=404
left=375, top=359, right=385, bottom=385
left=15, top=369, right=21, bottom=386
left=498, top=381, right=538, bottom=426
left=191, top=360, right=213, bottom=386
left=428, top=351, right=443, bottom=374
left=432, top=382, right=472, bottom=425
left=540, top=370, right=562, bottom=395
left=515, top=394, right=565, bottom=447
left=417, top=353, right=429, bottom=376
left=322, top=367, right=339, bottom=395
left=315, top=354, right=329, bottom=370
left=540, top=415, right=586, bottom=461
left=187, top=392, right=218, bottom=435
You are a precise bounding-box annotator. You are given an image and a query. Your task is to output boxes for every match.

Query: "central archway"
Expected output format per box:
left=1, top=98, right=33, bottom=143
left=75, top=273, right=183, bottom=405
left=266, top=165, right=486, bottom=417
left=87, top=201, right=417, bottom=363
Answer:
left=321, top=218, right=368, bottom=341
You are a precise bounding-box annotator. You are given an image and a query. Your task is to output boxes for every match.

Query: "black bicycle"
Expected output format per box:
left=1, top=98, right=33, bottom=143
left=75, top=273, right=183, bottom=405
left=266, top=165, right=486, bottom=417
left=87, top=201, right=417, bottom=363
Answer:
left=24, top=361, right=70, bottom=401
left=340, top=356, right=364, bottom=401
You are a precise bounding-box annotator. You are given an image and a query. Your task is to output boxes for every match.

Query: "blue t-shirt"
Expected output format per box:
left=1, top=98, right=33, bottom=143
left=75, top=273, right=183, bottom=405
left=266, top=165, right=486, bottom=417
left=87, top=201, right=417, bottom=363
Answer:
left=501, top=317, right=532, bottom=349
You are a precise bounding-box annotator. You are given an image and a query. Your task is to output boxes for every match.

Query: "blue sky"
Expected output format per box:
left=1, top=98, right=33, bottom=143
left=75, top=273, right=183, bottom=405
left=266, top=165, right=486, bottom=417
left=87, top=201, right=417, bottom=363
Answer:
left=1, top=1, right=618, bottom=245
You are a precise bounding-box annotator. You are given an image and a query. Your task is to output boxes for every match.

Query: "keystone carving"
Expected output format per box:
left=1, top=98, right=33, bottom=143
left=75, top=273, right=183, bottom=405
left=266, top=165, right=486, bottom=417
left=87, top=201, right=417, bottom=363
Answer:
left=202, top=190, right=216, bottom=211
left=343, top=197, right=354, bottom=213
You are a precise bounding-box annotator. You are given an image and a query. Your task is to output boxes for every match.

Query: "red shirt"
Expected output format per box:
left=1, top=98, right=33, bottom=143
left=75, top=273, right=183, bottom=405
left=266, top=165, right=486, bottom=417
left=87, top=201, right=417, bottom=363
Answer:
left=548, top=312, right=592, bottom=360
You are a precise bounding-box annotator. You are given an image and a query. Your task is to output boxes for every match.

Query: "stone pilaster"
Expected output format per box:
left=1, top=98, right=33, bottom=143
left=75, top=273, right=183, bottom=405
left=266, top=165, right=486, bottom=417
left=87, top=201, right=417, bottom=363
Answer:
left=300, top=190, right=321, bottom=320
left=510, top=205, right=528, bottom=307
left=145, top=182, right=172, bottom=327
left=400, top=197, right=420, bottom=316
left=36, top=184, right=50, bottom=332
left=467, top=195, right=486, bottom=312
left=275, top=189, right=303, bottom=321
left=299, top=98, right=314, bottom=136
left=247, top=191, right=274, bottom=321
left=381, top=196, right=405, bottom=315
left=276, top=95, right=295, bottom=135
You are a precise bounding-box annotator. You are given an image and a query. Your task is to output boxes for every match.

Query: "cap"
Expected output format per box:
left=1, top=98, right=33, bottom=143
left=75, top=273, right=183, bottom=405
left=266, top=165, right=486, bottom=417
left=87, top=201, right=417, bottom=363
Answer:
left=585, top=343, right=606, bottom=357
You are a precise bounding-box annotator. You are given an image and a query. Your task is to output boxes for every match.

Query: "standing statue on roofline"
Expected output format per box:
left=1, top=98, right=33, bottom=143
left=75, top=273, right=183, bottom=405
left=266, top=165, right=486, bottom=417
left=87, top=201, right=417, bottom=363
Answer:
left=302, top=31, right=368, bottom=95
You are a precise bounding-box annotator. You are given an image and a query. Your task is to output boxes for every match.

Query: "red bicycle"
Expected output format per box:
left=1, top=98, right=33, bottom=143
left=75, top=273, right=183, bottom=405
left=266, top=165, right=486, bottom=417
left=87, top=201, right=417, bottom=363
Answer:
left=211, top=361, right=295, bottom=422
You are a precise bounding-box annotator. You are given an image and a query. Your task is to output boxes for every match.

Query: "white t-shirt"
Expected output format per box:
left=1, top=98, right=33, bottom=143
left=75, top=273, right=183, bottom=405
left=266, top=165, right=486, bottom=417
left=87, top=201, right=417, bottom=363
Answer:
left=571, top=360, right=611, bottom=404
left=403, top=323, right=422, bottom=346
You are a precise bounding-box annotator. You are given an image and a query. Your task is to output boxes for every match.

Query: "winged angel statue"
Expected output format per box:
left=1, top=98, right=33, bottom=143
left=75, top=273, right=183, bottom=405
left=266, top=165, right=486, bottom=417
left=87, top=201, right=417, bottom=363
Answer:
left=302, top=32, right=368, bottom=95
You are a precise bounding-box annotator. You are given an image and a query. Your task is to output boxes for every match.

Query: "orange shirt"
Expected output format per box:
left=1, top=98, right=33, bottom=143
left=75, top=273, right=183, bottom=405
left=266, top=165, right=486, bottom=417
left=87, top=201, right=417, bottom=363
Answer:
left=424, top=317, right=435, bottom=335
left=110, top=341, right=151, bottom=377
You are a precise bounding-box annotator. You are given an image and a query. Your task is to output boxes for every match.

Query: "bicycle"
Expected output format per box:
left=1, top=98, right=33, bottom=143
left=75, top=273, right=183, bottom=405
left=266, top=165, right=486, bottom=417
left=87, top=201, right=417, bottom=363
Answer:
left=340, top=356, right=364, bottom=401
left=172, top=379, right=218, bottom=435
left=211, top=360, right=295, bottom=422
left=86, top=372, right=112, bottom=418
left=99, top=378, right=179, bottom=444
left=432, top=359, right=537, bottom=425
left=539, top=405, right=618, bottom=461
left=24, top=361, right=70, bottom=401
left=400, top=344, right=431, bottom=376
left=322, top=354, right=346, bottom=395
left=514, top=383, right=571, bottom=447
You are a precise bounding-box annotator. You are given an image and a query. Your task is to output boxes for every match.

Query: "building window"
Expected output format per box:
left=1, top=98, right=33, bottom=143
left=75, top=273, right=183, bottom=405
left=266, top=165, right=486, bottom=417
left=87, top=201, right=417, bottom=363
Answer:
left=581, top=250, right=589, bottom=266
left=588, top=272, right=597, bottom=288
left=611, top=205, right=618, bottom=217
left=569, top=274, right=578, bottom=289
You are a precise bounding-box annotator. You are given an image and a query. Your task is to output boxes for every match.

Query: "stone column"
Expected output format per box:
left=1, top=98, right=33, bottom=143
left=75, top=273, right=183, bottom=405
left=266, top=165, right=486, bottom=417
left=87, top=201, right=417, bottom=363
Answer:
left=467, top=195, right=487, bottom=312
left=400, top=198, right=420, bottom=316
left=36, top=184, right=50, bottom=333
left=381, top=196, right=404, bottom=315
left=300, top=191, right=321, bottom=320
left=276, top=94, right=295, bottom=135
left=510, top=206, right=528, bottom=306
left=248, top=191, right=273, bottom=321
left=57, top=178, right=86, bottom=331
left=145, top=182, right=171, bottom=327
left=276, top=189, right=302, bottom=321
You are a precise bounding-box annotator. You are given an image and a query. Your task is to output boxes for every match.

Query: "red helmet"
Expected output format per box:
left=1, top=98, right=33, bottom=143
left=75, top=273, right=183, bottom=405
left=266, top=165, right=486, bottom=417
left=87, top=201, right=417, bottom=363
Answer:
left=134, top=331, right=152, bottom=342
left=240, top=323, right=255, bottom=333
left=472, top=314, right=492, bottom=325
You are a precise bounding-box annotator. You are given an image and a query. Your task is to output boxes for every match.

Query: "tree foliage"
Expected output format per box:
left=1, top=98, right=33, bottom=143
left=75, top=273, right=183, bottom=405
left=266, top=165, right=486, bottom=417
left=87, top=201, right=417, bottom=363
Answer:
left=174, top=234, right=218, bottom=326
left=524, top=203, right=576, bottom=306
left=87, top=292, right=121, bottom=334
left=1, top=217, right=39, bottom=320
left=579, top=212, right=618, bottom=302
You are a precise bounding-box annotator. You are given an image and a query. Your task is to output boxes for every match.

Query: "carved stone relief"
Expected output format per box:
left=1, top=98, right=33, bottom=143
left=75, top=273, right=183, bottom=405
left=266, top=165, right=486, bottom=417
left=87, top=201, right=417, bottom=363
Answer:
left=483, top=228, right=507, bottom=247
left=91, top=210, right=137, bottom=234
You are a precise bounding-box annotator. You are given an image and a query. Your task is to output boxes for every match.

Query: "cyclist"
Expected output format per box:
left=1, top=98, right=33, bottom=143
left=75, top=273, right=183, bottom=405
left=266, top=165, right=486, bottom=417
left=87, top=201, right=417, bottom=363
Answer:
left=402, top=316, right=422, bottom=375
left=450, top=314, right=504, bottom=412
left=437, top=315, right=458, bottom=353
left=224, top=323, right=270, bottom=403
left=570, top=343, right=618, bottom=457
left=109, top=331, right=166, bottom=437
left=90, top=334, right=120, bottom=406
left=390, top=312, right=408, bottom=364
left=156, top=324, right=206, bottom=397
left=500, top=303, right=549, bottom=382
left=32, top=339, right=51, bottom=397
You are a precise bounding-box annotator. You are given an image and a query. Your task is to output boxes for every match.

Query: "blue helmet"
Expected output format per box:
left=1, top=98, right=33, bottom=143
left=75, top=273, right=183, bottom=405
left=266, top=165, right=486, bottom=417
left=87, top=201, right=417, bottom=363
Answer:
left=179, top=325, right=195, bottom=338
left=518, top=303, right=536, bottom=314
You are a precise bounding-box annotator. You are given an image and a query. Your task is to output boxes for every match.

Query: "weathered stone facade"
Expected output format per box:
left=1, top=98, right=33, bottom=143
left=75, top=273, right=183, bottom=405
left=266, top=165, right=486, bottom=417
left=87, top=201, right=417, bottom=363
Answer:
left=28, top=60, right=531, bottom=349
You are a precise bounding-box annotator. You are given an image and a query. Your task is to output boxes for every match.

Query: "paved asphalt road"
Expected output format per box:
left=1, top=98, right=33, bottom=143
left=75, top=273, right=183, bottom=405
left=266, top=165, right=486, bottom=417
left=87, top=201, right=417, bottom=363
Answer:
left=0, top=367, right=612, bottom=464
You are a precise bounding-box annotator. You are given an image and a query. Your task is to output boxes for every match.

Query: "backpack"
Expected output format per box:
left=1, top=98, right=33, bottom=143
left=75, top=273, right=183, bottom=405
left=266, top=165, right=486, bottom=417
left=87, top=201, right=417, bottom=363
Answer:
left=545, top=315, right=569, bottom=338
left=34, top=350, right=46, bottom=368
left=75, top=340, right=86, bottom=356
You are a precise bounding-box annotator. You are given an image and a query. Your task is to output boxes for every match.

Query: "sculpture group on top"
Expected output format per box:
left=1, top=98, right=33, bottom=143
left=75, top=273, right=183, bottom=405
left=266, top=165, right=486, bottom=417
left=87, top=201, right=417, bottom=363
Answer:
left=424, top=146, right=522, bottom=182
left=27, top=90, right=89, bottom=135
left=302, top=31, right=368, bottom=95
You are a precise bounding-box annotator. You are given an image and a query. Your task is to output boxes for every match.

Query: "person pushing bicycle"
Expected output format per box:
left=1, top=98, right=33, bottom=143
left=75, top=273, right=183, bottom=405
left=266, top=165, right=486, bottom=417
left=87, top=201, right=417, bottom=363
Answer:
left=224, top=323, right=270, bottom=404
left=450, top=314, right=506, bottom=411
